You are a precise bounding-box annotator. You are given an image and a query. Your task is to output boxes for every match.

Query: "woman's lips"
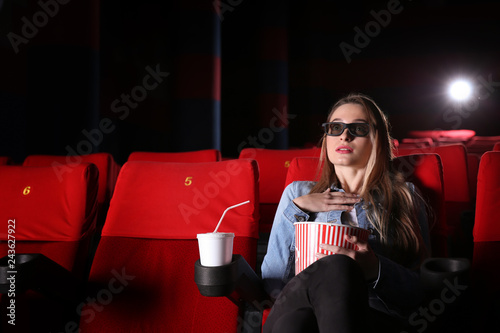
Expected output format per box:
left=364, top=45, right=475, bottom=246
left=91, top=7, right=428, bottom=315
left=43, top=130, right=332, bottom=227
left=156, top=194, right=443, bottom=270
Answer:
left=336, top=145, right=353, bottom=154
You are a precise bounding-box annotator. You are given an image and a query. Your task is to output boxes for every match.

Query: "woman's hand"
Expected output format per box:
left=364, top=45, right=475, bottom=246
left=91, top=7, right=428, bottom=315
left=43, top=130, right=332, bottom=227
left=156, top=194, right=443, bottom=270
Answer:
left=317, top=235, right=379, bottom=282
left=293, top=189, right=360, bottom=213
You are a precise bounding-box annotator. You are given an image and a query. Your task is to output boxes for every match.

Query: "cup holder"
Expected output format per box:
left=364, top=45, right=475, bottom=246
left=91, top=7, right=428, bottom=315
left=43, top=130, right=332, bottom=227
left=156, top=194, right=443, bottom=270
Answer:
left=0, top=253, right=81, bottom=302
left=194, top=254, right=272, bottom=311
left=420, top=257, right=470, bottom=295
left=0, top=254, right=41, bottom=294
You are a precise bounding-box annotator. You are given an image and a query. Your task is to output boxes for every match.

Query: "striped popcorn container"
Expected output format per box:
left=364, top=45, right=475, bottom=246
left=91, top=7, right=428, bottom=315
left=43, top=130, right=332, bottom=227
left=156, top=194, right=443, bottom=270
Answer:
left=294, top=222, right=370, bottom=275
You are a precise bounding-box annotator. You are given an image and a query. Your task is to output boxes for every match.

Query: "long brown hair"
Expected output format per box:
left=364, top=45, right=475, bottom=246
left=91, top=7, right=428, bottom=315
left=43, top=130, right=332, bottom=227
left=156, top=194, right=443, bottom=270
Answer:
left=310, top=93, right=427, bottom=265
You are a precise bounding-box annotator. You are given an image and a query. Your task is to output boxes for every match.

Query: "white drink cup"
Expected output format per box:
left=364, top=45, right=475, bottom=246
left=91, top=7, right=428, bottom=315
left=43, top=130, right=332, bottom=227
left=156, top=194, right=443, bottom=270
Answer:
left=197, top=232, right=235, bottom=267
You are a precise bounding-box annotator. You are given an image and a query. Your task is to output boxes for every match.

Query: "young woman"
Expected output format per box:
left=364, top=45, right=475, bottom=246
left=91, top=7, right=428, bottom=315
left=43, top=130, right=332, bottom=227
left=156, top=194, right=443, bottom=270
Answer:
left=261, top=93, right=431, bottom=333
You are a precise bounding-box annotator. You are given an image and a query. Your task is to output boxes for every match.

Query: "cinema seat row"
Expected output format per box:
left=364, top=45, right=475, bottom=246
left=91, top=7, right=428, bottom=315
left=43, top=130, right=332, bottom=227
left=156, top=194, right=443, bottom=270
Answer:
left=403, top=130, right=500, bottom=158
left=0, top=147, right=499, bottom=332
left=0, top=152, right=258, bottom=332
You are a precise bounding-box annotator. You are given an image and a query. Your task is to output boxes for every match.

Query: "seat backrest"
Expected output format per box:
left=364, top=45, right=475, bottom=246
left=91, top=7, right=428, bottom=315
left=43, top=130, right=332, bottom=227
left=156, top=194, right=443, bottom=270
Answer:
left=285, top=155, right=447, bottom=257
left=466, top=136, right=500, bottom=155
left=473, top=151, right=500, bottom=242
left=395, top=144, right=471, bottom=255
left=284, top=156, right=322, bottom=187
left=239, top=148, right=320, bottom=234
left=0, top=164, right=99, bottom=276
left=239, top=148, right=320, bottom=205
left=79, top=159, right=259, bottom=332
left=393, top=154, right=447, bottom=257
left=127, top=149, right=221, bottom=163
left=467, top=135, right=500, bottom=145
left=494, top=142, right=500, bottom=152
left=23, top=153, right=120, bottom=207
left=395, top=144, right=469, bottom=203
left=472, top=152, right=500, bottom=300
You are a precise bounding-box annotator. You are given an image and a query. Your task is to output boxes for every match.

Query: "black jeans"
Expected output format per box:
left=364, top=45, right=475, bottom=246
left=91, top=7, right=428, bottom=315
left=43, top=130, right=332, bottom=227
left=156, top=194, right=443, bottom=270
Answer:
left=263, top=255, right=402, bottom=333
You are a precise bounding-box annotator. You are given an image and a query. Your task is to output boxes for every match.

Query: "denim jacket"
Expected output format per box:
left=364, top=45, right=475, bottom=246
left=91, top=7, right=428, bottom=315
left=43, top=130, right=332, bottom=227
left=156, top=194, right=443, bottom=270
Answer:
left=261, top=181, right=431, bottom=318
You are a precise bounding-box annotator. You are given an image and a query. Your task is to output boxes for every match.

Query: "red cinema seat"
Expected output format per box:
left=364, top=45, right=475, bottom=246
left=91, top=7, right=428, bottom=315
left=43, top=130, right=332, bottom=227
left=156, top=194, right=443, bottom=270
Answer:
left=127, top=149, right=221, bottom=162
left=0, top=164, right=98, bottom=275
left=23, top=153, right=121, bottom=231
left=472, top=151, right=500, bottom=246
left=395, top=144, right=470, bottom=203
left=284, top=156, right=322, bottom=187
left=395, top=144, right=471, bottom=256
left=0, top=163, right=98, bottom=332
left=239, top=148, right=320, bottom=234
left=494, top=142, right=500, bottom=151
left=285, top=155, right=447, bottom=257
left=393, top=154, right=448, bottom=257
left=472, top=151, right=500, bottom=330
left=79, top=159, right=259, bottom=333
left=466, top=136, right=500, bottom=155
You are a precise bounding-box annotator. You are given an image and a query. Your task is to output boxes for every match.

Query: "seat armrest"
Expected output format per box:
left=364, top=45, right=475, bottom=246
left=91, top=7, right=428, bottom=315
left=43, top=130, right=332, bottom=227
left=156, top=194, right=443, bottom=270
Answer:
left=0, top=253, right=83, bottom=303
left=420, top=257, right=470, bottom=298
left=194, top=254, right=273, bottom=311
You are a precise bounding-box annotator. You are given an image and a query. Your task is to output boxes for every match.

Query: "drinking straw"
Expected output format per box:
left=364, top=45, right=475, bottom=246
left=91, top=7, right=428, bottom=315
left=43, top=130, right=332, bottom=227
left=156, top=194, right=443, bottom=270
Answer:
left=213, top=200, right=250, bottom=233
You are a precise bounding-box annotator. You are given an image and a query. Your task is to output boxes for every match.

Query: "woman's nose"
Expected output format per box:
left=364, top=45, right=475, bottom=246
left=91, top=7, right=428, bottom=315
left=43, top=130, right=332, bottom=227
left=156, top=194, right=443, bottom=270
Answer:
left=339, top=129, right=353, bottom=141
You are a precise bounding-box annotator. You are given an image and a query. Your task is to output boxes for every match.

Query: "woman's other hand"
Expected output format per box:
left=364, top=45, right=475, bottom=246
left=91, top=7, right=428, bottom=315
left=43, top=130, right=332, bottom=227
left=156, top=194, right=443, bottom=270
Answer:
left=293, top=188, right=360, bottom=213
left=317, top=235, right=379, bottom=281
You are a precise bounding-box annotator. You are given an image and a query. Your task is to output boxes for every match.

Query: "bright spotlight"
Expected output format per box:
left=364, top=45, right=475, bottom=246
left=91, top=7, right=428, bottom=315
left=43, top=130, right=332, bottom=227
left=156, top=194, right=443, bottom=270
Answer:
left=449, top=80, right=472, bottom=101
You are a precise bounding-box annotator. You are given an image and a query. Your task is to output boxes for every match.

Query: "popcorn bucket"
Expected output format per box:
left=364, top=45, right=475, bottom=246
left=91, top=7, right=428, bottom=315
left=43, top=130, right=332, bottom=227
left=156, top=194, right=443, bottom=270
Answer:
left=294, top=222, right=370, bottom=275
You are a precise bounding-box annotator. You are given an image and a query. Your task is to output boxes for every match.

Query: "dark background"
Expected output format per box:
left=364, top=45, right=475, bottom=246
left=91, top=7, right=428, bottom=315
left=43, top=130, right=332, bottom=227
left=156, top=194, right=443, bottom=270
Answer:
left=1, top=0, right=499, bottom=164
